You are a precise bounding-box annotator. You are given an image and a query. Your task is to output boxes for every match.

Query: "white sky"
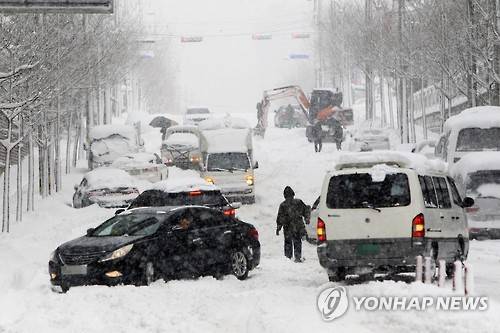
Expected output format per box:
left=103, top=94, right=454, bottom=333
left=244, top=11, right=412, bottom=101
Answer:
left=145, top=0, right=316, bottom=114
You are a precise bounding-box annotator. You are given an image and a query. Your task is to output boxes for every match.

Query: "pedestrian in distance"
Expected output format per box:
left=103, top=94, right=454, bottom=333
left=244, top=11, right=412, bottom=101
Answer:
left=276, top=186, right=311, bottom=262
left=311, top=120, right=323, bottom=152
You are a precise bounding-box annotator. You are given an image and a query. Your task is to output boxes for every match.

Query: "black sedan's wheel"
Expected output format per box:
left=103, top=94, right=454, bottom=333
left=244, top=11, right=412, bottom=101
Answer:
left=231, top=250, right=249, bottom=280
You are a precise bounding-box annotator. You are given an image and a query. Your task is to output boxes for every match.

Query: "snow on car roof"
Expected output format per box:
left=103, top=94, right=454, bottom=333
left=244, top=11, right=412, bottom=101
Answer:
left=164, top=132, right=199, bottom=147
left=89, top=124, right=136, bottom=141
left=333, top=151, right=447, bottom=174
left=201, top=128, right=250, bottom=153
left=85, top=168, right=137, bottom=189
left=198, top=116, right=249, bottom=131
left=450, top=152, right=500, bottom=180
left=111, top=153, right=158, bottom=169
left=147, top=167, right=219, bottom=193
left=444, top=106, right=500, bottom=132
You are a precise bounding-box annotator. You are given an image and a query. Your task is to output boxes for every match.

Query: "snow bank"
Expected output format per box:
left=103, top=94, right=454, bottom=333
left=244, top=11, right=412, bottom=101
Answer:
left=334, top=151, right=447, bottom=174
left=450, top=152, right=500, bottom=181
left=149, top=168, right=218, bottom=193
left=89, top=124, right=136, bottom=141
left=85, top=168, right=137, bottom=190
left=444, top=106, right=500, bottom=132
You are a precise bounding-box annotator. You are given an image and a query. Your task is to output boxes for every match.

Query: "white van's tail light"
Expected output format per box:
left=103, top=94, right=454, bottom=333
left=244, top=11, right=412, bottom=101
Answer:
left=465, top=206, right=479, bottom=214
left=412, top=214, right=425, bottom=238
left=317, top=218, right=326, bottom=242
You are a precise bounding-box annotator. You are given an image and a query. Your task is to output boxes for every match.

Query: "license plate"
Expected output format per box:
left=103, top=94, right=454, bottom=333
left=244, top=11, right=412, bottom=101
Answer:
left=61, top=265, right=87, bottom=275
left=356, top=244, right=380, bottom=256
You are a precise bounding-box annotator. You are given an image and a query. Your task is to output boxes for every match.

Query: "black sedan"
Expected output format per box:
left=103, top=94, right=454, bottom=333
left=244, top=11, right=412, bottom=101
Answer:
left=49, top=206, right=260, bottom=292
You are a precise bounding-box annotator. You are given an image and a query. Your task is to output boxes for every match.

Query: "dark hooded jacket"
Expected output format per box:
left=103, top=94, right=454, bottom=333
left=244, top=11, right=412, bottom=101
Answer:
left=276, top=186, right=311, bottom=235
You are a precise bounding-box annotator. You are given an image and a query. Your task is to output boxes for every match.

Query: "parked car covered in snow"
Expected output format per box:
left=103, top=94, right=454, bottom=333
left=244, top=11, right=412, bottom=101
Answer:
left=435, top=106, right=500, bottom=164
left=86, top=124, right=144, bottom=170
left=49, top=205, right=261, bottom=292
left=412, top=140, right=436, bottom=159
left=316, top=151, right=473, bottom=282
left=127, top=175, right=239, bottom=217
left=73, top=168, right=140, bottom=209
left=161, top=125, right=201, bottom=170
left=348, top=128, right=390, bottom=152
left=183, top=107, right=212, bottom=126
left=111, top=152, right=168, bottom=183
left=451, top=152, right=500, bottom=239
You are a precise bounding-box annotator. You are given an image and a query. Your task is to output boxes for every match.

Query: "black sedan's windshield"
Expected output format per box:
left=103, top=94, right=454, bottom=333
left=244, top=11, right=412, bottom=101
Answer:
left=92, top=214, right=165, bottom=237
left=128, top=190, right=228, bottom=209
left=207, top=152, right=250, bottom=171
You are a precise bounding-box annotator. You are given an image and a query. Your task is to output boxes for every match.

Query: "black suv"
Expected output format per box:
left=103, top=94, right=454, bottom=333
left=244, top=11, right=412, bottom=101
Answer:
left=49, top=206, right=260, bottom=292
left=127, top=188, right=239, bottom=217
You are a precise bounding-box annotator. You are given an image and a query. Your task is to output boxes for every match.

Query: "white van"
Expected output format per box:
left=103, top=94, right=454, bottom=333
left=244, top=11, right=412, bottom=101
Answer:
left=316, top=152, right=473, bottom=282
left=435, top=106, right=500, bottom=164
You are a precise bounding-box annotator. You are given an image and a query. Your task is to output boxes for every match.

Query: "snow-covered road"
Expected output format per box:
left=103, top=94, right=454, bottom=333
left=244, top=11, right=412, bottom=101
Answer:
left=1, top=124, right=499, bottom=333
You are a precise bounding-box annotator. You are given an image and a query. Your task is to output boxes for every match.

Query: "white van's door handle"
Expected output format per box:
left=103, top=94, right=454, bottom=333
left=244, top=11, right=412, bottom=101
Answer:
left=427, top=228, right=442, bottom=232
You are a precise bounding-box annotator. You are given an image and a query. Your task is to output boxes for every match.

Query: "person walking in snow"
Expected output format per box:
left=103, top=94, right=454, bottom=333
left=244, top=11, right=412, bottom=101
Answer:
left=311, top=120, right=323, bottom=152
left=276, top=186, right=310, bottom=262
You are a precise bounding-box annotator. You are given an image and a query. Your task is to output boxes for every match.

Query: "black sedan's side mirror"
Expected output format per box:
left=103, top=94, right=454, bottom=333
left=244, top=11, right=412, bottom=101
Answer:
left=86, top=228, right=95, bottom=237
left=115, top=209, right=125, bottom=215
left=462, top=197, right=475, bottom=208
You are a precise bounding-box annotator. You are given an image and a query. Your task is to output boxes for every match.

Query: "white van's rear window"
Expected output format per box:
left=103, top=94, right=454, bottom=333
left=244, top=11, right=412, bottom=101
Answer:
left=326, top=173, right=410, bottom=209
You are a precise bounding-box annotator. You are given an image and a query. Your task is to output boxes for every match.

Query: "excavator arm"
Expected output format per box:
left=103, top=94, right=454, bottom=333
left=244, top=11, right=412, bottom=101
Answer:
left=256, top=86, right=311, bottom=134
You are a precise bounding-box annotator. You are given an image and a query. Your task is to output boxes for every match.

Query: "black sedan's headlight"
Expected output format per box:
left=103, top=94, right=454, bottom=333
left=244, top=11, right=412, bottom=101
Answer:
left=99, top=244, right=134, bottom=262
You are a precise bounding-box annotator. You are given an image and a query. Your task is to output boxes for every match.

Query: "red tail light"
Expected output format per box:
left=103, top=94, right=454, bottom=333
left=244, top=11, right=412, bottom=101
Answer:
left=223, top=208, right=236, bottom=217
left=466, top=206, right=479, bottom=213
left=189, top=190, right=202, bottom=196
left=317, top=217, right=326, bottom=242
left=412, top=214, right=425, bottom=238
left=248, top=228, right=259, bottom=241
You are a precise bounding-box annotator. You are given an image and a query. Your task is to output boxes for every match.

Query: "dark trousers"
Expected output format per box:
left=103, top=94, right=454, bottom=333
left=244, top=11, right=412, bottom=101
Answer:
left=335, top=140, right=342, bottom=150
left=284, top=229, right=302, bottom=260
left=314, top=139, right=322, bottom=152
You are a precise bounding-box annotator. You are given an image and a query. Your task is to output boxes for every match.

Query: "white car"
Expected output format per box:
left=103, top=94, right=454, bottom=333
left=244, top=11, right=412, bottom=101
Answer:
left=111, top=152, right=168, bottom=183
left=349, top=128, right=390, bottom=152
left=450, top=152, right=500, bottom=239
left=316, top=151, right=473, bottom=282
left=72, top=168, right=141, bottom=209
left=435, top=106, right=500, bottom=164
left=161, top=125, right=201, bottom=169
left=183, top=107, right=212, bottom=126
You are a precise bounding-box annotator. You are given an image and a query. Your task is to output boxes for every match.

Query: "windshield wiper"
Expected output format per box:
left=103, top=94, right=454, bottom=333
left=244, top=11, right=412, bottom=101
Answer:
left=362, top=201, right=381, bottom=213
left=210, top=167, right=232, bottom=172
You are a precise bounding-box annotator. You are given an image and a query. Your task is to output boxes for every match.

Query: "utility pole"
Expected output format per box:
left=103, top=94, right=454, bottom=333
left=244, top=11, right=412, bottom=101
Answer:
left=314, top=0, right=323, bottom=87
left=398, top=0, right=408, bottom=143
left=365, top=0, right=374, bottom=121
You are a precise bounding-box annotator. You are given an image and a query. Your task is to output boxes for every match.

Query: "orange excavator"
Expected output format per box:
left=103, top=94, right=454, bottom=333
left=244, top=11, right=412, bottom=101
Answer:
left=254, top=85, right=353, bottom=142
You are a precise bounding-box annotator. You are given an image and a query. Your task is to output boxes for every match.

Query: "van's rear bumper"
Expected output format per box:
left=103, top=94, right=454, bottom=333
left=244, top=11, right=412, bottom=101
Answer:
left=317, top=238, right=426, bottom=272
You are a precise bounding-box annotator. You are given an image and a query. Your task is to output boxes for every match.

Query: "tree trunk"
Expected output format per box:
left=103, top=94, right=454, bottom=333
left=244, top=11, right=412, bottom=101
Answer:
left=16, top=140, right=23, bottom=222
left=2, top=148, right=11, bottom=232
left=388, top=79, right=394, bottom=128
left=380, top=75, right=386, bottom=127
left=409, top=80, right=416, bottom=143
left=27, top=131, right=34, bottom=212
left=66, top=111, right=73, bottom=174
left=421, top=77, right=428, bottom=140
